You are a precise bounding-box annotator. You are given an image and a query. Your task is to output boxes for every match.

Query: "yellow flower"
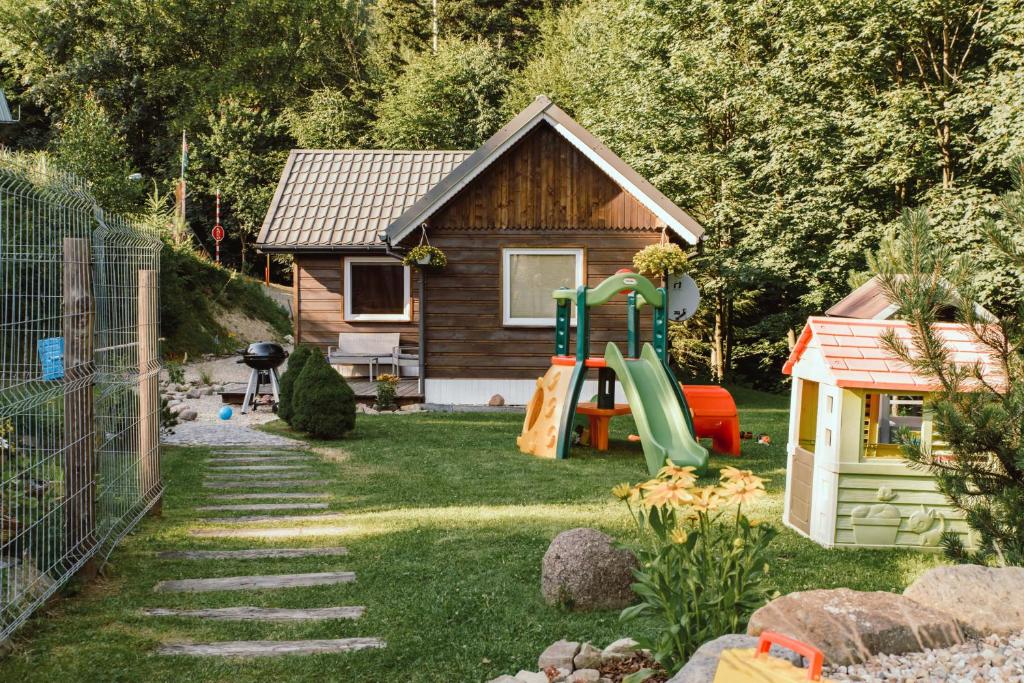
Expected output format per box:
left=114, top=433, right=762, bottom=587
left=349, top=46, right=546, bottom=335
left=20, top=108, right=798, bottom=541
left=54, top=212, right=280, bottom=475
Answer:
left=612, top=483, right=632, bottom=500
left=669, top=527, right=689, bottom=544
left=723, top=477, right=766, bottom=505
left=642, top=479, right=696, bottom=509
left=657, top=461, right=699, bottom=487
left=689, top=486, right=724, bottom=513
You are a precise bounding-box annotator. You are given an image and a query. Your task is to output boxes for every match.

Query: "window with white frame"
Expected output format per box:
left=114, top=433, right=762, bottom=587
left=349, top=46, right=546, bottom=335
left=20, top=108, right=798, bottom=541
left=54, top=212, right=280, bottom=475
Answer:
left=343, top=257, right=411, bottom=322
left=502, top=248, right=584, bottom=326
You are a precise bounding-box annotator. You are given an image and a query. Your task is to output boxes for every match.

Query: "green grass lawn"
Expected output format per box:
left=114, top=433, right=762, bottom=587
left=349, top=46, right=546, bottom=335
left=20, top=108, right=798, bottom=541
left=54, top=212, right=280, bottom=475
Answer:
left=0, top=387, right=943, bottom=681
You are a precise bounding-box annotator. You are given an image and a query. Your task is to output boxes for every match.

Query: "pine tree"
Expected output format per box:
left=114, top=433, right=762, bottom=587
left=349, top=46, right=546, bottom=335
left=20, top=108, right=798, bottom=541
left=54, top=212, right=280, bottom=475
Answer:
left=869, top=168, right=1024, bottom=565
left=277, top=345, right=317, bottom=425
left=291, top=351, right=357, bottom=439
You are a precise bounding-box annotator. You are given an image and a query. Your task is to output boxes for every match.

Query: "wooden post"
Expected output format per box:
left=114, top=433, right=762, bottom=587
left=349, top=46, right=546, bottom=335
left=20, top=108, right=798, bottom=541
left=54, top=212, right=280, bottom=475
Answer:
left=62, top=238, right=96, bottom=563
left=138, top=269, right=161, bottom=515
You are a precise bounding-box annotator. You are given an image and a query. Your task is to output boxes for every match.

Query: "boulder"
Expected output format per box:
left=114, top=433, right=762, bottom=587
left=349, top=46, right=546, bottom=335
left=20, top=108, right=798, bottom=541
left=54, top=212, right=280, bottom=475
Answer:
left=601, top=638, right=640, bottom=663
left=488, top=394, right=505, bottom=406
left=178, top=409, right=198, bottom=421
left=541, top=528, right=638, bottom=611
left=747, top=588, right=965, bottom=666
left=667, top=634, right=803, bottom=683
left=566, top=670, right=600, bottom=683
left=538, top=639, right=580, bottom=671
left=903, top=564, right=1024, bottom=637
left=573, top=642, right=602, bottom=670
left=514, top=672, right=548, bottom=683
left=169, top=403, right=189, bottom=414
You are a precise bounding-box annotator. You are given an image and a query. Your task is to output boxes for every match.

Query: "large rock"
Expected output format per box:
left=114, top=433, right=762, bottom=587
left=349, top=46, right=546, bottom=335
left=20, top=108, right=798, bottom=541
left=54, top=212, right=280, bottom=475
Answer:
left=538, top=639, right=580, bottom=671
left=668, top=634, right=803, bottom=683
left=541, top=528, right=637, bottom=611
left=573, top=642, right=602, bottom=670
left=747, top=588, right=965, bottom=666
left=903, top=564, right=1024, bottom=637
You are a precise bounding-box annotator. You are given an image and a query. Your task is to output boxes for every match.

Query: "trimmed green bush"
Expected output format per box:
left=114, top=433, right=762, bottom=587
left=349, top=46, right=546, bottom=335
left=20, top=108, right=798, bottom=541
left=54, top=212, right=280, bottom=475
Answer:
left=277, top=344, right=317, bottom=425
left=291, top=350, right=356, bottom=438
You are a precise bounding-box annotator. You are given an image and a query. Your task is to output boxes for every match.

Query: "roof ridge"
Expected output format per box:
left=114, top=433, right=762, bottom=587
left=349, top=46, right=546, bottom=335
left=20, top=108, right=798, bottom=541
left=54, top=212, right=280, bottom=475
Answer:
left=288, top=148, right=474, bottom=155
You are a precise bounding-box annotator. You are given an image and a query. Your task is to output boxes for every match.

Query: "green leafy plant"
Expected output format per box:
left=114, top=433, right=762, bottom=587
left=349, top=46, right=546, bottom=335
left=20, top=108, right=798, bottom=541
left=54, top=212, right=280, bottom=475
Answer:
left=159, top=397, right=178, bottom=435
left=615, top=464, right=778, bottom=673
left=631, top=243, right=689, bottom=277
left=375, top=373, right=400, bottom=410
left=164, top=361, right=185, bottom=385
left=291, top=351, right=356, bottom=438
left=402, top=245, right=448, bottom=269
left=196, top=366, right=215, bottom=386
left=277, top=345, right=317, bottom=425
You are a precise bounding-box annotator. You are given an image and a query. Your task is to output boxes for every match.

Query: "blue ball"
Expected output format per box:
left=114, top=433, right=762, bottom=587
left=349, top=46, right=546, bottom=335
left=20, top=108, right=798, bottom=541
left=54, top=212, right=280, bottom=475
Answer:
left=218, top=406, right=233, bottom=421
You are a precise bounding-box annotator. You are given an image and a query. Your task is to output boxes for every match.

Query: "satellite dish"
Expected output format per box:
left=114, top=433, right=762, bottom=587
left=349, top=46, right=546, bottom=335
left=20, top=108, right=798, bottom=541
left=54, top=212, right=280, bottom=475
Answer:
left=665, top=273, right=700, bottom=322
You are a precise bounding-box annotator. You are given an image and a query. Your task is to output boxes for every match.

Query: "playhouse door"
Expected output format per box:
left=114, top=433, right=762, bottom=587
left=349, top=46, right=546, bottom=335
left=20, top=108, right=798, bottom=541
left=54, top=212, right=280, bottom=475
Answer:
left=787, top=378, right=818, bottom=535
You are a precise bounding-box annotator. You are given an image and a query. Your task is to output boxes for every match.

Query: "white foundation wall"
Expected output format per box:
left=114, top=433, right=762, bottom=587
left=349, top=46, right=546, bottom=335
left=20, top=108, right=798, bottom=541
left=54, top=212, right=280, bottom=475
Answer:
left=424, top=379, right=627, bottom=406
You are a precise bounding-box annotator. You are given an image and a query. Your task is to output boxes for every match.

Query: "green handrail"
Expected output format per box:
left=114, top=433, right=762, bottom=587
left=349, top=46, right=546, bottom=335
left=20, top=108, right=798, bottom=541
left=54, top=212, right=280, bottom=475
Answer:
left=552, top=272, right=663, bottom=309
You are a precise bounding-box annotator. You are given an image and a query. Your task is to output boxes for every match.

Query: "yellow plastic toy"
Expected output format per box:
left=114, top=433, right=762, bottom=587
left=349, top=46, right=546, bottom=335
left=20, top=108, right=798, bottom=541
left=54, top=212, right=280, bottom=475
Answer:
left=713, top=631, right=830, bottom=683
left=518, top=363, right=577, bottom=458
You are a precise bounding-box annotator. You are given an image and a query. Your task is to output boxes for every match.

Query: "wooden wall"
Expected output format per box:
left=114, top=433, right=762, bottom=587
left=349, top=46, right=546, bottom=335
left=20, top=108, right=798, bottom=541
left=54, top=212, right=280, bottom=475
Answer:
left=294, top=255, right=419, bottom=350
left=428, top=122, right=665, bottom=230
left=422, top=228, right=664, bottom=379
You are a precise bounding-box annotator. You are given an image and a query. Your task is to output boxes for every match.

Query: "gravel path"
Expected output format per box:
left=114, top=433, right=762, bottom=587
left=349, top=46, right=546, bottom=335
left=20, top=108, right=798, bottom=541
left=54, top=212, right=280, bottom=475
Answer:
left=827, top=632, right=1024, bottom=682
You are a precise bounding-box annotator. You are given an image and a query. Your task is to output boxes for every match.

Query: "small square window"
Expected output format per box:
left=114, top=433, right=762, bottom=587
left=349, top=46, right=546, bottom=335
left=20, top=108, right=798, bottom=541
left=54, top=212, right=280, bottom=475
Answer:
left=502, top=248, right=584, bottom=326
left=824, top=428, right=832, bottom=446
left=343, top=257, right=411, bottom=322
left=826, top=395, right=834, bottom=414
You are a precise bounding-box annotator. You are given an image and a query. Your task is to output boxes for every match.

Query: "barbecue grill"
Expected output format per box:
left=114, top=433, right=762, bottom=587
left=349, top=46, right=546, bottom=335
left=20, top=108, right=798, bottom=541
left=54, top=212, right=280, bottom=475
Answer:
left=237, top=342, right=289, bottom=414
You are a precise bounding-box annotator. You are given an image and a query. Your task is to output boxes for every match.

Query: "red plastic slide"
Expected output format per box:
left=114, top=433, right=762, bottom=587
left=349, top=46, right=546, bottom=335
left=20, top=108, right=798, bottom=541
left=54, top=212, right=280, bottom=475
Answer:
left=681, top=385, right=741, bottom=456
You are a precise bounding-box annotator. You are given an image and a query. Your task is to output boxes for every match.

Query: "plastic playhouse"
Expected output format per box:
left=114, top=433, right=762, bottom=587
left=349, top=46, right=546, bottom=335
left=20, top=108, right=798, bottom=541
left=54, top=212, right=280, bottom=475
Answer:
left=517, top=270, right=740, bottom=475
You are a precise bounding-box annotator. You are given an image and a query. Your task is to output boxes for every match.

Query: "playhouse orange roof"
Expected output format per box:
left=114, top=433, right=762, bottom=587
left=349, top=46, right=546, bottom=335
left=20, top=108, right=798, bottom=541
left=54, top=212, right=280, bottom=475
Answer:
left=782, top=316, right=1002, bottom=392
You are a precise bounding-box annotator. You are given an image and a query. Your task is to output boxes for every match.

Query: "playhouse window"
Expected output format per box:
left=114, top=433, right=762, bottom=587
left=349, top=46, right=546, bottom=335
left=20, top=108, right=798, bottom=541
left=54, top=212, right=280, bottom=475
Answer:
left=863, top=393, right=923, bottom=458
left=797, top=380, right=819, bottom=450
left=502, top=248, right=584, bottom=326
left=343, top=257, right=411, bottom=322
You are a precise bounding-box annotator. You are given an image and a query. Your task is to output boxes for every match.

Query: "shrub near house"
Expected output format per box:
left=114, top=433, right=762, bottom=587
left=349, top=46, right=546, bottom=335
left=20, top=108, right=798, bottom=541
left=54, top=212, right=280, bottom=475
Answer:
left=291, top=351, right=357, bottom=438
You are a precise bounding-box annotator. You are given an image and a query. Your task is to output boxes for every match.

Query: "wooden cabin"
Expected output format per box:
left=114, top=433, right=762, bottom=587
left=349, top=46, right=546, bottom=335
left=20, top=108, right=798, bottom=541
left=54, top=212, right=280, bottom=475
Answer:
left=781, top=316, right=998, bottom=551
left=257, top=96, right=704, bottom=405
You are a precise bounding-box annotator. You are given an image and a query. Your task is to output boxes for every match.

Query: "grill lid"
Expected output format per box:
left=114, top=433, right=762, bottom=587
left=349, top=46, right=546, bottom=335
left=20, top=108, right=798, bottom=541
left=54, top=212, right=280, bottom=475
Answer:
left=239, top=342, right=289, bottom=369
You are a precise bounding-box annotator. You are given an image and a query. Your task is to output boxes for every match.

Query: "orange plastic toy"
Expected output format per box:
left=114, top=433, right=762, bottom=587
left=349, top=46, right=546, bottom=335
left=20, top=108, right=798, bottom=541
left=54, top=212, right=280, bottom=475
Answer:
left=681, top=385, right=741, bottom=456
left=575, top=401, right=633, bottom=451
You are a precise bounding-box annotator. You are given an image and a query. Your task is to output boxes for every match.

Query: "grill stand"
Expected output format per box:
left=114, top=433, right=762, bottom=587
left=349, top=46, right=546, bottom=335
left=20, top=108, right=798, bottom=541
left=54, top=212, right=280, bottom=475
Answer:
left=240, top=367, right=281, bottom=414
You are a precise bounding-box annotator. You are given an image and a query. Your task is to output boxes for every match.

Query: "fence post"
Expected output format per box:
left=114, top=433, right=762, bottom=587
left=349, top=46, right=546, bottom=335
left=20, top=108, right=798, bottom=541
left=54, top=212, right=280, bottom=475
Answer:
left=62, top=237, right=97, bottom=569
left=138, top=269, right=161, bottom=516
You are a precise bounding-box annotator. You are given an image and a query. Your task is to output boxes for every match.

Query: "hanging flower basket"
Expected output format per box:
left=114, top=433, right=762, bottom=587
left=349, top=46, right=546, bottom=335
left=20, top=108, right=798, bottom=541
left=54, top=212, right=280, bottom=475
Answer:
left=403, top=245, right=448, bottom=269
left=632, top=243, right=689, bottom=277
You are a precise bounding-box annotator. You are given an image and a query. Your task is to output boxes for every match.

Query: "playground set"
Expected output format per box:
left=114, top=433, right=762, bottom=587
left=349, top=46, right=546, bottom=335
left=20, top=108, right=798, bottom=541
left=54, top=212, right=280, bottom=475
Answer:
left=517, top=270, right=740, bottom=474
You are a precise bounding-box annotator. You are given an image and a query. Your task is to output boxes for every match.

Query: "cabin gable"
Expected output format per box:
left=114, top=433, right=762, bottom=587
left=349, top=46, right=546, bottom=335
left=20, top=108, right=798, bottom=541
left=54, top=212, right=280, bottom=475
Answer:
left=424, top=123, right=665, bottom=232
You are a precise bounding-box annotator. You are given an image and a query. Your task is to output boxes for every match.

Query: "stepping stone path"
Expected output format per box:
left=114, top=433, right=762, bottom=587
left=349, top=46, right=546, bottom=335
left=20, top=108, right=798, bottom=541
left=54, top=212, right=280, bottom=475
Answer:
left=203, top=479, right=333, bottom=489
left=144, top=446, right=383, bottom=659
left=195, top=503, right=329, bottom=512
left=154, top=571, right=356, bottom=593
left=157, top=638, right=385, bottom=657
left=196, top=512, right=346, bottom=524
left=208, top=492, right=327, bottom=500
left=142, top=606, right=365, bottom=621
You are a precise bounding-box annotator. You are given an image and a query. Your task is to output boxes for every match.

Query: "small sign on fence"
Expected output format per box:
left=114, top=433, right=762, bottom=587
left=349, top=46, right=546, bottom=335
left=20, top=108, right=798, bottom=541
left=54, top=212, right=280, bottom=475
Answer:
left=37, top=336, right=65, bottom=380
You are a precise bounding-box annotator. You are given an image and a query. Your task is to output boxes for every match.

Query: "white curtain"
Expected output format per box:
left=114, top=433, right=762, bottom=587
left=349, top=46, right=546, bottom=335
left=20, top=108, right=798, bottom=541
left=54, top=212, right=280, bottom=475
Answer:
left=509, top=253, right=577, bottom=319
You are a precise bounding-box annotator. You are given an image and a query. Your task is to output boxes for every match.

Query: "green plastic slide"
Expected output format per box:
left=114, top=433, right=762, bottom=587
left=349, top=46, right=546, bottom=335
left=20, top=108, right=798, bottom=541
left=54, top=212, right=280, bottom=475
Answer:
left=604, top=342, right=709, bottom=475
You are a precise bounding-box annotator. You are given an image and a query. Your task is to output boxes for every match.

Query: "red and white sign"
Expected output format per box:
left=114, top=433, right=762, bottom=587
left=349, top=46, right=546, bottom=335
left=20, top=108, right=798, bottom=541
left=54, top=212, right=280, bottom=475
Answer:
left=212, top=224, right=225, bottom=242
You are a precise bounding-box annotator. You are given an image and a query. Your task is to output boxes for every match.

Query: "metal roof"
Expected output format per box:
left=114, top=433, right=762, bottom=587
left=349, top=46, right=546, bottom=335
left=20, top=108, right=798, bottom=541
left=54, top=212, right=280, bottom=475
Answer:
left=826, top=275, right=995, bottom=321
left=385, top=95, right=705, bottom=245
left=257, top=149, right=472, bottom=251
left=783, top=316, right=1003, bottom=392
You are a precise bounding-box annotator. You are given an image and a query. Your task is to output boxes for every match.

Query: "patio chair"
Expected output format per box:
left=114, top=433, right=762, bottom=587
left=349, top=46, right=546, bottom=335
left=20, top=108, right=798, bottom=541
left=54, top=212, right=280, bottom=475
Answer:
left=392, top=345, right=420, bottom=377
left=327, top=332, right=399, bottom=381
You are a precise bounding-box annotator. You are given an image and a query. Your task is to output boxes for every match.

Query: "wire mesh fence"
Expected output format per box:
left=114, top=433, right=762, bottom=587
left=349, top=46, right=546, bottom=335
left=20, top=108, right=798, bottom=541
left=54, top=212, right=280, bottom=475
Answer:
left=0, top=152, right=163, bottom=643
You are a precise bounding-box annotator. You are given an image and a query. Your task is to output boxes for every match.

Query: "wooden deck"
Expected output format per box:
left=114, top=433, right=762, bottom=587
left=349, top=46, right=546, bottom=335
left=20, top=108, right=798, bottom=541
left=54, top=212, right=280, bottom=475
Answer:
left=219, top=378, right=421, bottom=405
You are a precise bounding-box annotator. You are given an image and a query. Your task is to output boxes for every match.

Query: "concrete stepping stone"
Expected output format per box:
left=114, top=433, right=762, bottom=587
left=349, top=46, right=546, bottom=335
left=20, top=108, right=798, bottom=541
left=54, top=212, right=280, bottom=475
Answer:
left=153, top=571, right=355, bottom=593
left=195, top=503, right=328, bottom=512
left=157, top=637, right=385, bottom=657
left=196, top=512, right=345, bottom=524
left=210, top=450, right=308, bottom=456
left=207, top=492, right=327, bottom=501
left=190, top=526, right=350, bottom=539
left=207, top=456, right=314, bottom=463
left=203, top=480, right=332, bottom=489
left=204, top=471, right=312, bottom=480
left=157, top=547, right=349, bottom=560
left=207, top=465, right=313, bottom=471
left=143, top=606, right=365, bottom=621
